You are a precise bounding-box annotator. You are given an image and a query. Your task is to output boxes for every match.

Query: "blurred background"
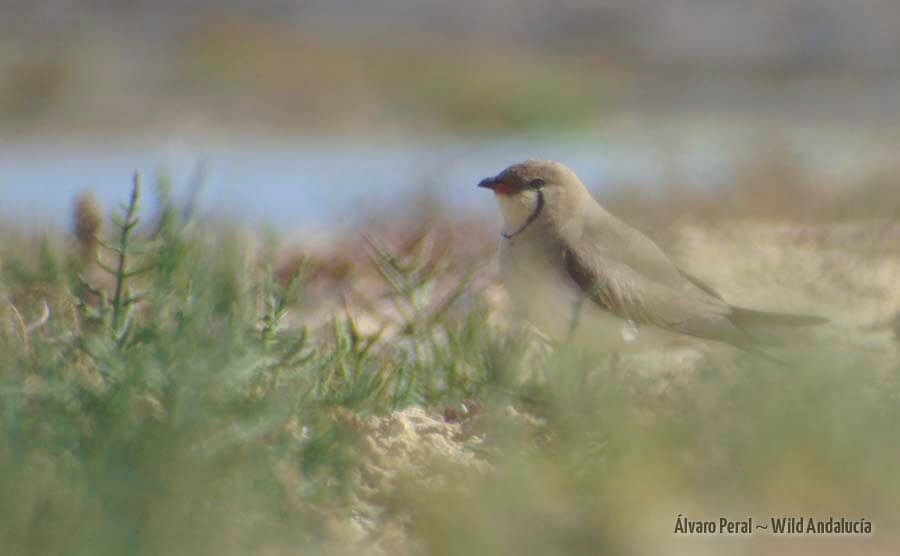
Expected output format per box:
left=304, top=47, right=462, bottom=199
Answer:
left=2, top=0, right=899, bottom=230
left=4, top=4, right=900, bottom=556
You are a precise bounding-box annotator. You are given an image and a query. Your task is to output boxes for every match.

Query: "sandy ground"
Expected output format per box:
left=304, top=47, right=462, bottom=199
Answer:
left=288, top=217, right=900, bottom=554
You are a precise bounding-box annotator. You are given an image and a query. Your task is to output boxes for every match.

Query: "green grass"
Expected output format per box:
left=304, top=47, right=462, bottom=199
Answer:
left=2, top=176, right=899, bottom=555
left=0, top=176, right=517, bottom=555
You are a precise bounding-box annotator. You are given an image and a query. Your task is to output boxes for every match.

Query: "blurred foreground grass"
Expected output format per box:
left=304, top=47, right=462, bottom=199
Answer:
left=2, top=172, right=900, bottom=555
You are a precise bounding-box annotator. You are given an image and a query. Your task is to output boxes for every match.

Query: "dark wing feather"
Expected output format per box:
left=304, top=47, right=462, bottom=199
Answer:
left=563, top=246, right=613, bottom=312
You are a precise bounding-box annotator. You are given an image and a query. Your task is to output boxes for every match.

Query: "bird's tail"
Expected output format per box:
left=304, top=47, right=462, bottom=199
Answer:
left=729, top=306, right=828, bottom=328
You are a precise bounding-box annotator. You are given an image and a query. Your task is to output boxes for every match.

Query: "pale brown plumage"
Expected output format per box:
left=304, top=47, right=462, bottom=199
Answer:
left=479, top=160, right=826, bottom=351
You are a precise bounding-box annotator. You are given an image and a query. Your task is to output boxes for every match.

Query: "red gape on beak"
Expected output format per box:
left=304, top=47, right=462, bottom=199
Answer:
left=478, top=176, right=515, bottom=195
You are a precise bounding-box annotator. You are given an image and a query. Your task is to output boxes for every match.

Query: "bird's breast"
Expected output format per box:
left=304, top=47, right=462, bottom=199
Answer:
left=499, top=236, right=629, bottom=345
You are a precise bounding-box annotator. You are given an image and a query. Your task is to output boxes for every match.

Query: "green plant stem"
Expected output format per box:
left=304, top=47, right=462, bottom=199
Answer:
left=111, top=173, right=141, bottom=331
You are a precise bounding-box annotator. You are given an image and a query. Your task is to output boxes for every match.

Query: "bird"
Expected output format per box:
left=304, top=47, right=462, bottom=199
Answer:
left=478, top=160, right=827, bottom=356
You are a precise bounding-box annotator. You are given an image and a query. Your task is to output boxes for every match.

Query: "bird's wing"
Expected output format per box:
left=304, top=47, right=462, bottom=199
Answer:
left=562, top=241, right=751, bottom=346
left=559, top=211, right=824, bottom=347
left=577, top=211, right=694, bottom=287
left=678, top=268, right=726, bottom=300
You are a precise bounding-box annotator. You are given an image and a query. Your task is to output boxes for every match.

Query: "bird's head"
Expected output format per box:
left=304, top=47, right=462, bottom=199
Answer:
left=478, top=160, right=590, bottom=239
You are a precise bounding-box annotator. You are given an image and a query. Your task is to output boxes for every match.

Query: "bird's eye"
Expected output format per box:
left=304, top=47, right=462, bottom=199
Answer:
left=528, top=178, right=545, bottom=189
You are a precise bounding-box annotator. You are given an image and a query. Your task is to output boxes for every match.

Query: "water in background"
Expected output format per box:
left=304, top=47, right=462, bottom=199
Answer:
left=1, top=122, right=891, bottom=235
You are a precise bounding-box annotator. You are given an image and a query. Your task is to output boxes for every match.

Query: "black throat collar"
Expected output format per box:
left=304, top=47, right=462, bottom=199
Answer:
left=502, top=190, right=545, bottom=240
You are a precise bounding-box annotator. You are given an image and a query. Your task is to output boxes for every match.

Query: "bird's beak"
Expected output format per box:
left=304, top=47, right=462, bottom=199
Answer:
left=479, top=176, right=515, bottom=195
left=478, top=176, right=499, bottom=190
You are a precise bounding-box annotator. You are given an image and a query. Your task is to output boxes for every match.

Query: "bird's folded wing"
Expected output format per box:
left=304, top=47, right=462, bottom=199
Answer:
left=677, top=268, right=726, bottom=301
left=577, top=213, right=689, bottom=287
left=562, top=244, right=750, bottom=345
